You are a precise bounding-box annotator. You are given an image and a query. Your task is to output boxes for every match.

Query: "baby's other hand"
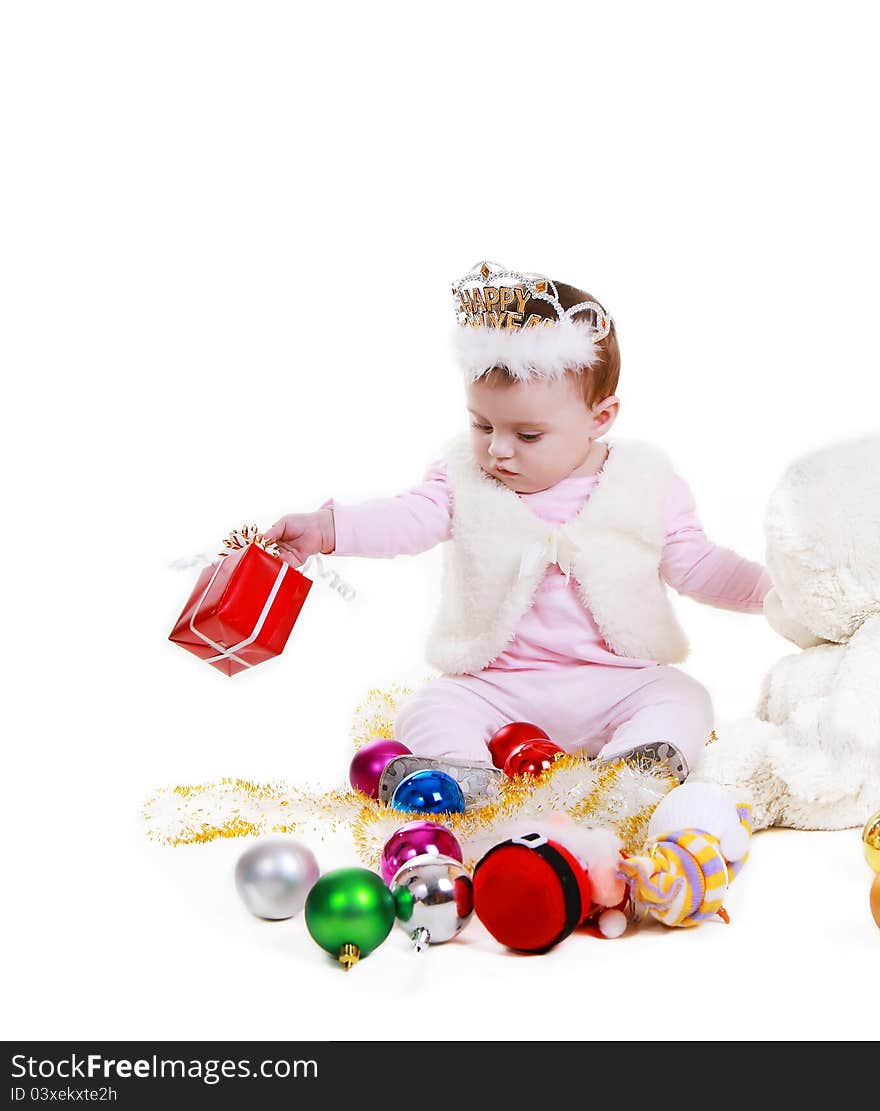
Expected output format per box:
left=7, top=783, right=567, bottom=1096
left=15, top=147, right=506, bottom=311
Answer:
left=264, top=510, right=335, bottom=567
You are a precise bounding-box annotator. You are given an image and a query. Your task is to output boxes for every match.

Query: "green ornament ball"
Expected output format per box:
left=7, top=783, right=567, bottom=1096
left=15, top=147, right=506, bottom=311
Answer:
left=304, top=867, right=396, bottom=970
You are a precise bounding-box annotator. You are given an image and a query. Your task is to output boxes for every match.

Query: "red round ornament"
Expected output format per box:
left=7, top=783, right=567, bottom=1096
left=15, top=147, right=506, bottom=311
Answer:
left=502, top=739, right=563, bottom=778
left=472, top=832, right=593, bottom=953
left=487, top=722, right=552, bottom=769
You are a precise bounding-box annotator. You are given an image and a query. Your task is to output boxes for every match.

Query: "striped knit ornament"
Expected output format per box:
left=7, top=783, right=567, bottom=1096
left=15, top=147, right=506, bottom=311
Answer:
left=619, top=805, right=752, bottom=929
left=725, top=804, right=754, bottom=882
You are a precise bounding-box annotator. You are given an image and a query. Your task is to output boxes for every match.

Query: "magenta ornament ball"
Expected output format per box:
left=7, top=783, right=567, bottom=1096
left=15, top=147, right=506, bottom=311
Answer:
left=349, top=739, right=411, bottom=798
left=380, top=821, right=464, bottom=885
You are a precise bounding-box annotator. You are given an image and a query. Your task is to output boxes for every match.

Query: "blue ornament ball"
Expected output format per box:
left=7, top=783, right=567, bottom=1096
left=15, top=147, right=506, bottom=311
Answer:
left=390, top=770, right=466, bottom=815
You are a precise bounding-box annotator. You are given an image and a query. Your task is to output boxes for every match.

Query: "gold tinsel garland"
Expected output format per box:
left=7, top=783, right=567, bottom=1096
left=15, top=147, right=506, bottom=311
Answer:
left=350, top=683, right=421, bottom=750
left=142, top=760, right=675, bottom=860
left=142, top=685, right=679, bottom=861
left=349, top=755, right=675, bottom=868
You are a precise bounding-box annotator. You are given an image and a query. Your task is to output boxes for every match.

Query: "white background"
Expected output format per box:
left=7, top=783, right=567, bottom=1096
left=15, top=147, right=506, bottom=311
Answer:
left=3, top=1, right=879, bottom=1042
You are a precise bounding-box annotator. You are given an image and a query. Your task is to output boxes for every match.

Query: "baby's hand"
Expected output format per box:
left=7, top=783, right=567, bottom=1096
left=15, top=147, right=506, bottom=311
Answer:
left=264, top=509, right=335, bottom=568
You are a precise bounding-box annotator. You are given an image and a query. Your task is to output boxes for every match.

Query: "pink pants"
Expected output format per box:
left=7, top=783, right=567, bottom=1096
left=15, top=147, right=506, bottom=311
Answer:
left=394, top=663, right=713, bottom=771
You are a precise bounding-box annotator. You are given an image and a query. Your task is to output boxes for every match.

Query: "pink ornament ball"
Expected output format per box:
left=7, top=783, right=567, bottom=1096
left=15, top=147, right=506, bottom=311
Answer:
left=349, top=738, right=411, bottom=798
left=380, top=821, right=464, bottom=885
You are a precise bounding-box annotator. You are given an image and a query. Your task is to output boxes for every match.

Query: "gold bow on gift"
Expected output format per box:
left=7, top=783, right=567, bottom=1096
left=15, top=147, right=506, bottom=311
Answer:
left=217, top=525, right=356, bottom=602
left=518, top=526, right=580, bottom=582
left=219, top=525, right=280, bottom=559
left=169, top=525, right=280, bottom=573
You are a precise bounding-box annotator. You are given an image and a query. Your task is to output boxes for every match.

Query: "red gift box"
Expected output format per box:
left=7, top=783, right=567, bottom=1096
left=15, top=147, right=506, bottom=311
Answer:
left=169, top=543, right=312, bottom=676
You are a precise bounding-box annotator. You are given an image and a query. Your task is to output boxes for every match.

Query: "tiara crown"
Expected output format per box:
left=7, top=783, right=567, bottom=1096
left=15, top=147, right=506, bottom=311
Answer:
left=451, top=260, right=612, bottom=341
left=450, top=260, right=613, bottom=382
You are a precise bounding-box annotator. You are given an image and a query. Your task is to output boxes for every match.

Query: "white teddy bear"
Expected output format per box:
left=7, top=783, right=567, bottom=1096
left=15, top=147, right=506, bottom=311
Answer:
left=694, top=436, right=880, bottom=832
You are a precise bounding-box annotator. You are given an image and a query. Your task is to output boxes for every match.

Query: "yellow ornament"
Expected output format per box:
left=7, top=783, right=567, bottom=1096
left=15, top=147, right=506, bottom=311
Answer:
left=863, top=810, right=880, bottom=873
left=871, top=874, right=880, bottom=929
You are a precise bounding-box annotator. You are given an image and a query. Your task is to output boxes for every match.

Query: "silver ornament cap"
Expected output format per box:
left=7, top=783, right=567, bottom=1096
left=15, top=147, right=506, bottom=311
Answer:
left=234, top=836, right=320, bottom=920
left=390, top=853, right=474, bottom=947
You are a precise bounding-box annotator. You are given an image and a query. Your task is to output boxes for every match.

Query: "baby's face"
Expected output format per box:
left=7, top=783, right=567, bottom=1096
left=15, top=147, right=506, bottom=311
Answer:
left=466, top=373, right=610, bottom=493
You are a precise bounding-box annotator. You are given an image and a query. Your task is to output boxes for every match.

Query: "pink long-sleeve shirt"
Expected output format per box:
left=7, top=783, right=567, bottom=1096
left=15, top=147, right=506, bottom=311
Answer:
left=322, top=460, right=771, bottom=671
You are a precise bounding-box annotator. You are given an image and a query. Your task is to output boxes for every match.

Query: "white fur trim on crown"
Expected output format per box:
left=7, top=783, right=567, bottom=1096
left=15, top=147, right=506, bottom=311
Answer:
left=453, top=318, right=599, bottom=382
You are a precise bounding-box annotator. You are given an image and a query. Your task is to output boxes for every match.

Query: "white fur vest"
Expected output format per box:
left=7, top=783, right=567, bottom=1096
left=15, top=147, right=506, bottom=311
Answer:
left=425, top=434, right=689, bottom=674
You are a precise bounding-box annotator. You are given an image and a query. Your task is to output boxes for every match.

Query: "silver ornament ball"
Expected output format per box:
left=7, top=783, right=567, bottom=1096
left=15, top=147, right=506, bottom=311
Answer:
left=234, top=836, right=320, bottom=920
left=390, top=853, right=474, bottom=948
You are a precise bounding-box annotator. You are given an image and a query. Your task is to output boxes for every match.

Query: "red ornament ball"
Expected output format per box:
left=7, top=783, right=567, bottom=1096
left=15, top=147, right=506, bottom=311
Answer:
left=487, top=722, right=552, bottom=769
left=473, top=833, right=593, bottom=953
left=502, top=739, right=563, bottom=778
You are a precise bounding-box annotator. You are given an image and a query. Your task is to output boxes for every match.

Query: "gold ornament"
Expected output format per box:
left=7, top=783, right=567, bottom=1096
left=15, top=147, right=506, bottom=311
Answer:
left=871, top=874, right=880, bottom=928
left=863, top=809, right=880, bottom=873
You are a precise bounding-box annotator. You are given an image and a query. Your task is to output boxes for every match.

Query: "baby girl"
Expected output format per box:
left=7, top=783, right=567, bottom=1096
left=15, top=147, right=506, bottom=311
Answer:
left=266, top=261, right=771, bottom=786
